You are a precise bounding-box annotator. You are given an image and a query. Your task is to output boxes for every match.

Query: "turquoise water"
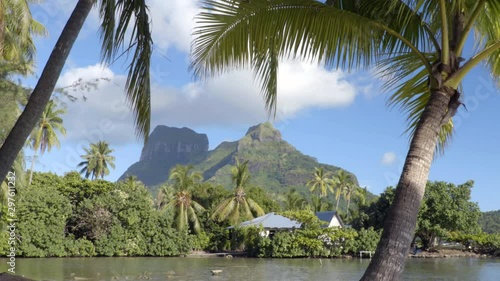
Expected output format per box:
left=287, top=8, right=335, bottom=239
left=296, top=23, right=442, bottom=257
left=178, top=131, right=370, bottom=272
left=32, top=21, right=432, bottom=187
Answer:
left=1, top=257, right=499, bottom=281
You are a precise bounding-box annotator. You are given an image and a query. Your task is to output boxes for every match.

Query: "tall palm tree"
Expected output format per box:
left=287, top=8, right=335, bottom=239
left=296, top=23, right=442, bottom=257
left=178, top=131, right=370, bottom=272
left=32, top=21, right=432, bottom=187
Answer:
left=306, top=167, right=333, bottom=198
left=161, top=165, right=205, bottom=233
left=190, top=1, right=500, bottom=278
left=0, top=0, right=153, bottom=186
left=78, top=141, right=115, bottom=180
left=333, top=170, right=353, bottom=211
left=343, top=183, right=359, bottom=216
left=211, top=159, right=265, bottom=225
left=28, top=100, right=66, bottom=185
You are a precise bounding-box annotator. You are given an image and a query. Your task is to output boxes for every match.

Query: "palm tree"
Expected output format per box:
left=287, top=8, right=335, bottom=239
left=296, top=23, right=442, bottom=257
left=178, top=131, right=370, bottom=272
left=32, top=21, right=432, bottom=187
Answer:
left=0, top=0, right=46, bottom=63
left=121, top=175, right=144, bottom=190
left=190, top=1, right=500, bottom=278
left=28, top=100, right=66, bottom=185
left=343, top=183, right=359, bottom=216
left=280, top=187, right=307, bottom=211
left=0, top=0, right=153, bottom=187
left=161, top=165, right=205, bottom=233
left=307, top=167, right=333, bottom=198
left=333, top=170, right=353, bottom=211
left=169, top=165, right=203, bottom=191
left=211, top=159, right=265, bottom=225
left=78, top=141, right=115, bottom=180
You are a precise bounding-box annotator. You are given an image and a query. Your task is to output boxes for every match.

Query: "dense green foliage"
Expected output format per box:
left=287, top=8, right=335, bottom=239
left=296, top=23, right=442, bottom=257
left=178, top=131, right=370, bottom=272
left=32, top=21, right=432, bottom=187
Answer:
left=479, top=210, right=500, bottom=234
left=351, top=181, right=482, bottom=250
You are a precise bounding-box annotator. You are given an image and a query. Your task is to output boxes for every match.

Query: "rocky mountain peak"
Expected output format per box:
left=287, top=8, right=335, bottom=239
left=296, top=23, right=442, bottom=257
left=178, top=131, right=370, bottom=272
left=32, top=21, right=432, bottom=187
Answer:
left=243, top=122, right=282, bottom=143
left=139, top=125, right=208, bottom=162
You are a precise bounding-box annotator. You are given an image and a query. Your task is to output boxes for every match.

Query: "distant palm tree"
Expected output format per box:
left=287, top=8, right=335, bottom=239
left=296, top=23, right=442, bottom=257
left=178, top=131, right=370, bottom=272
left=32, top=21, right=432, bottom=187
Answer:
left=333, top=170, right=354, bottom=211
left=280, top=187, right=307, bottom=211
left=307, top=167, right=333, bottom=198
left=121, top=175, right=144, bottom=190
left=344, top=183, right=360, bottom=216
left=161, top=165, right=205, bottom=233
left=28, top=100, right=66, bottom=185
left=77, top=141, right=115, bottom=180
left=211, top=159, right=264, bottom=225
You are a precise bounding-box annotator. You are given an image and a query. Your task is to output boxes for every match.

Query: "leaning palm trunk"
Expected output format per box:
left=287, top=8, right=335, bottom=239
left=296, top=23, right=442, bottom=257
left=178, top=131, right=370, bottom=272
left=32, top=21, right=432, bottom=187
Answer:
left=360, top=88, right=452, bottom=280
left=0, top=0, right=93, bottom=183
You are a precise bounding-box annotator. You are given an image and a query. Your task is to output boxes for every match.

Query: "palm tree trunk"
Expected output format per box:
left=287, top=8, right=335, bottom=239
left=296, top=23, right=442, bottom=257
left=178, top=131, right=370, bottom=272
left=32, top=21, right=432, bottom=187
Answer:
left=0, top=0, right=93, bottom=183
left=346, top=197, right=350, bottom=216
left=28, top=152, right=37, bottom=185
left=335, top=194, right=340, bottom=211
left=360, top=88, right=452, bottom=281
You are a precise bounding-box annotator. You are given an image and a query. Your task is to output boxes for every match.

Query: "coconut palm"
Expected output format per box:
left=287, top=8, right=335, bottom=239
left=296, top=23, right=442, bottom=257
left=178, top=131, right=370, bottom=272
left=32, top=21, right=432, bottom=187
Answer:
left=0, top=0, right=153, bottom=186
left=332, top=170, right=353, bottom=211
left=280, top=187, right=307, bottom=211
left=120, top=175, right=144, bottom=190
left=77, top=141, right=115, bottom=180
left=169, top=165, right=203, bottom=191
left=28, top=100, right=66, bottom=185
left=307, top=167, right=333, bottom=198
left=161, top=165, right=205, bottom=233
left=343, top=183, right=359, bottom=216
left=190, top=1, right=500, bottom=278
left=0, top=0, right=46, bottom=63
left=211, top=159, right=265, bottom=225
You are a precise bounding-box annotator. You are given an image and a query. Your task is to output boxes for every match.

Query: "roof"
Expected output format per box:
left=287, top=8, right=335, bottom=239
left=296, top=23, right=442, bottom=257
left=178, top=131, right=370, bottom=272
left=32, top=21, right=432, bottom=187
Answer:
left=228, top=213, right=302, bottom=229
left=315, top=211, right=344, bottom=227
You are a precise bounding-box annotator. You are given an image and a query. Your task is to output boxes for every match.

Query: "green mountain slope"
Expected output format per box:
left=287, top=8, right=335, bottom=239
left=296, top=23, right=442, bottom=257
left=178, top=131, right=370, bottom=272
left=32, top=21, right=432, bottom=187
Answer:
left=479, top=210, right=500, bottom=233
left=192, top=123, right=355, bottom=194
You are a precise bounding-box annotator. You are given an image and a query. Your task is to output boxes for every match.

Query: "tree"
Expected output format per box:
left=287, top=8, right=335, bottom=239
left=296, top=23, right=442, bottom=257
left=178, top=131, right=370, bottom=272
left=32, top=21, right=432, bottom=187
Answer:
left=416, top=181, right=481, bottom=249
left=280, top=187, right=307, bottom=211
left=190, top=1, right=500, bottom=279
left=161, top=165, right=205, bottom=234
left=0, top=0, right=45, bottom=63
left=77, top=141, right=115, bottom=180
left=307, top=167, right=333, bottom=198
left=0, top=0, right=153, bottom=187
left=211, top=159, right=265, bottom=225
left=344, top=183, right=359, bottom=216
left=28, top=100, right=66, bottom=185
left=333, top=170, right=353, bottom=211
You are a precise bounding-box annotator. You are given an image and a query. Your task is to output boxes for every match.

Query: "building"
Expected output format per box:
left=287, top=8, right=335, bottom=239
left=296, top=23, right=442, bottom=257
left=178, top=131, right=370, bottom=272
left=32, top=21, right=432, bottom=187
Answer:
left=315, top=211, right=344, bottom=228
left=228, top=212, right=302, bottom=238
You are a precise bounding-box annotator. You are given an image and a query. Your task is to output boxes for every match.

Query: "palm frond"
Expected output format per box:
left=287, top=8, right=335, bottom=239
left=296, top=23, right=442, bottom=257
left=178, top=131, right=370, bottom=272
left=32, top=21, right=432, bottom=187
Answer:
left=191, top=0, right=432, bottom=114
left=98, top=0, right=153, bottom=141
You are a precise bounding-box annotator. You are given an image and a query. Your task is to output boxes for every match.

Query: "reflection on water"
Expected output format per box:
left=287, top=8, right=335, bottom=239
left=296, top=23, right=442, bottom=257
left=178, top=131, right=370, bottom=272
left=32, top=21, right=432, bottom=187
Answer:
left=0, top=257, right=499, bottom=281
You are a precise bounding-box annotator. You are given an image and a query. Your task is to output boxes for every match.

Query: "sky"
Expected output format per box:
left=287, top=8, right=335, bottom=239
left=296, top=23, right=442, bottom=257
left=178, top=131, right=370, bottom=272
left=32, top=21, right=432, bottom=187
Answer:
left=25, top=1, right=500, bottom=212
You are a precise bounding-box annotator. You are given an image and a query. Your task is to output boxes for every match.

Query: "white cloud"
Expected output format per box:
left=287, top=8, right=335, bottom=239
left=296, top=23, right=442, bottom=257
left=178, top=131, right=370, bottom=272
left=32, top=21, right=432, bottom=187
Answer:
left=148, top=0, right=199, bottom=52
left=57, top=61, right=363, bottom=145
left=381, top=152, right=397, bottom=166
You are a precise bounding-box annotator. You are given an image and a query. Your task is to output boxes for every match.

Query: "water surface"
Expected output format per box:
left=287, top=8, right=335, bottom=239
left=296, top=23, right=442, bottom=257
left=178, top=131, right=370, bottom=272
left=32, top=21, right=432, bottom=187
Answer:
left=1, top=257, right=499, bottom=281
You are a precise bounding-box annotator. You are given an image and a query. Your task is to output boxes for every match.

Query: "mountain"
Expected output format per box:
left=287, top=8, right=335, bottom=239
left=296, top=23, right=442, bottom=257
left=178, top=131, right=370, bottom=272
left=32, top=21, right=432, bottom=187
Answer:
left=119, top=125, right=209, bottom=186
left=479, top=210, right=500, bottom=233
left=119, top=123, right=359, bottom=195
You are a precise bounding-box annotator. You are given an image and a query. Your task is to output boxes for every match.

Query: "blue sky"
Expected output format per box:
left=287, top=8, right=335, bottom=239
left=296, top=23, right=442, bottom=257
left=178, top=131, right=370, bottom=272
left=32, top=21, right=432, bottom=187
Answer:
left=26, top=1, right=500, bottom=211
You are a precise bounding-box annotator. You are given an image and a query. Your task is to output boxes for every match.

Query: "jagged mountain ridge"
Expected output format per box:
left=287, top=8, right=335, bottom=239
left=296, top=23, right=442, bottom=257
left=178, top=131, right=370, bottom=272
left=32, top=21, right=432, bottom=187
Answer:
left=119, top=123, right=359, bottom=194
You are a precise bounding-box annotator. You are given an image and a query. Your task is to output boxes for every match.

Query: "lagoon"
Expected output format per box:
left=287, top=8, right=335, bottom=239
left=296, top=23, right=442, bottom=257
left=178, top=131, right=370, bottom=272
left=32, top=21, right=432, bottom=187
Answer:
left=1, top=257, right=499, bottom=281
